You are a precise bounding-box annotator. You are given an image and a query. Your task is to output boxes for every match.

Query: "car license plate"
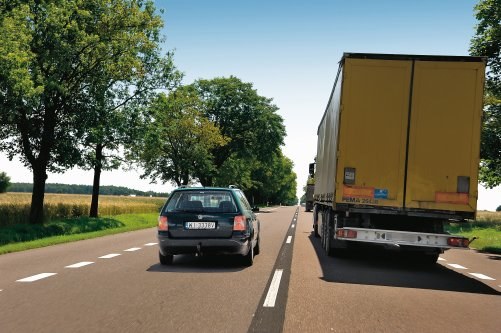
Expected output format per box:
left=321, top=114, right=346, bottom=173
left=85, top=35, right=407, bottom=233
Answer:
left=185, top=222, right=216, bottom=230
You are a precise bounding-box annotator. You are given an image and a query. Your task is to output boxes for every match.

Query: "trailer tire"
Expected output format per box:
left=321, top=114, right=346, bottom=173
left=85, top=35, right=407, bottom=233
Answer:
left=325, top=224, right=334, bottom=257
left=418, top=253, right=439, bottom=265
left=313, top=224, right=319, bottom=238
left=313, top=206, right=320, bottom=238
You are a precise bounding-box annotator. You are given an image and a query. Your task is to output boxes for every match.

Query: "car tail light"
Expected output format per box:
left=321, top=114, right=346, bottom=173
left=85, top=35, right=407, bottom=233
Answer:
left=233, top=215, right=246, bottom=231
left=447, top=237, right=469, bottom=248
left=158, top=216, right=168, bottom=231
left=336, top=229, right=357, bottom=239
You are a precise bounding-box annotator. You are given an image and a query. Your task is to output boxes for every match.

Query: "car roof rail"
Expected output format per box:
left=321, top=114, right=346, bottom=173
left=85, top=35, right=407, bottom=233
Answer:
left=228, top=185, right=239, bottom=189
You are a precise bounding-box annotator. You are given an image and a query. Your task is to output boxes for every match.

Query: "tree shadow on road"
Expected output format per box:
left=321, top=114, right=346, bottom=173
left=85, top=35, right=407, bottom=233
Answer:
left=308, top=233, right=500, bottom=295
left=147, top=254, right=248, bottom=273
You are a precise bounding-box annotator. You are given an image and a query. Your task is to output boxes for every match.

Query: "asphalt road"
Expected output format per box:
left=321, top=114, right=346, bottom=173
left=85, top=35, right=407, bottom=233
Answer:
left=0, top=206, right=500, bottom=333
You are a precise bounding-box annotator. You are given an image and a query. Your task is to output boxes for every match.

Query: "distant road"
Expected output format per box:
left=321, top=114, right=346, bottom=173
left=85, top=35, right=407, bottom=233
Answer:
left=0, top=206, right=499, bottom=333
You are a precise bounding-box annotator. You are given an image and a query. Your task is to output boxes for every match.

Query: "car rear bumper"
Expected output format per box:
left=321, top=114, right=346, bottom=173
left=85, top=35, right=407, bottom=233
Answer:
left=157, top=234, right=251, bottom=256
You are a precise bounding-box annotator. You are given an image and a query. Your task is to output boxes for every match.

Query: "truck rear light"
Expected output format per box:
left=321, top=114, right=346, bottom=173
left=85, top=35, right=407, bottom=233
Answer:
left=447, top=237, right=469, bottom=248
left=233, top=215, right=246, bottom=231
left=158, top=216, right=168, bottom=231
left=336, top=229, right=357, bottom=239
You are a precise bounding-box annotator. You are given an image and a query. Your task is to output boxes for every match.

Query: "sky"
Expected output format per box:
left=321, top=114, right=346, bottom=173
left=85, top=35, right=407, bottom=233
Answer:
left=0, top=0, right=500, bottom=210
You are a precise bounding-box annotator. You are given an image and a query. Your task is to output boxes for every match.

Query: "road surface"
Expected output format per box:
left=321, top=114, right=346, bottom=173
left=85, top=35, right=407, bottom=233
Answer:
left=0, top=206, right=499, bottom=332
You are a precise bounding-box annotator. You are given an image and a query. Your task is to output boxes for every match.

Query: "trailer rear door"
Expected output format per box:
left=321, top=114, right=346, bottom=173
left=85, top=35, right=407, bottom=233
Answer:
left=405, top=61, right=484, bottom=213
left=335, top=59, right=412, bottom=208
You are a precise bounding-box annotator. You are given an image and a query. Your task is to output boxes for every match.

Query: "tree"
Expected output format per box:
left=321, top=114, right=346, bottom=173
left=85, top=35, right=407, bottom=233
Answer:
left=75, top=7, right=181, bottom=217
left=246, top=150, right=298, bottom=206
left=191, top=76, right=286, bottom=186
left=0, top=1, right=177, bottom=223
left=470, top=0, right=501, bottom=188
left=0, top=171, right=10, bottom=193
left=137, top=87, right=228, bottom=187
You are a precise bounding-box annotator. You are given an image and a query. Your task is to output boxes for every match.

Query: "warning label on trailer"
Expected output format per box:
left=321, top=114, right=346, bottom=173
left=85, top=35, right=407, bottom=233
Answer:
left=342, top=185, right=374, bottom=198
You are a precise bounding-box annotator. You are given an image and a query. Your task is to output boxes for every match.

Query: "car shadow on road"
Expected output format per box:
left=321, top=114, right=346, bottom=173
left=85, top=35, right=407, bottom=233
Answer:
left=147, top=254, right=247, bottom=273
left=308, top=233, right=500, bottom=295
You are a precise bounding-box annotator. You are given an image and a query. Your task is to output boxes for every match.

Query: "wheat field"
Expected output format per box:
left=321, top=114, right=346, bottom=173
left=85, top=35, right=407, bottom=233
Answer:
left=0, top=192, right=166, bottom=226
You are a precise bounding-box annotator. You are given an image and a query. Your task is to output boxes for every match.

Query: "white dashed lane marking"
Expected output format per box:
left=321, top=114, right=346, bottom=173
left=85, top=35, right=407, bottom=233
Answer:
left=286, top=236, right=292, bottom=244
left=469, top=273, right=495, bottom=280
left=291, top=224, right=295, bottom=228
left=263, top=269, right=283, bottom=307
left=99, top=253, right=121, bottom=259
left=447, top=263, right=467, bottom=269
left=17, top=273, right=57, bottom=282
left=65, top=261, right=94, bottom=268
left=124, top=247, right=141, bottom=252
left=144, top=242, right=158, bottom=246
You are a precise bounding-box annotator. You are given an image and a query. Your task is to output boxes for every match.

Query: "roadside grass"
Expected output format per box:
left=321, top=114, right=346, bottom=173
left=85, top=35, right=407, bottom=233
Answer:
left=446, top=211, right=501, bottom=254
left=0, top=213, right=158, bottom=255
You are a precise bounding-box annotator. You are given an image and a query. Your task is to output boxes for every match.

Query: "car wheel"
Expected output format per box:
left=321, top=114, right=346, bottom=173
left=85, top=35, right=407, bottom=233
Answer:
left=254, top=236, right=261, bottom=255
left=159, top=251, right=173, bottom=265
left=243, top=242, right=254, bottom=266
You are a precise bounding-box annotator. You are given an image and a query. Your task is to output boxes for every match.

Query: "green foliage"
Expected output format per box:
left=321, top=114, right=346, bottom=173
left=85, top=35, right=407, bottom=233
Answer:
left=8, top=182, right=168, bottom=197
left=470, top=0, right=501, bottom=188
left=244, top=150, right=298, bottom=206
left=0, top=213, right=157, bottom=254
left=191, top=76, right=286, bottom=185
left=0, top=171, right=10, bottom=193
left=0, top=0, right=178, bottom=223
left=0, top=218, right=125, bottom=246
left=138, top=87, right=229, bottom=186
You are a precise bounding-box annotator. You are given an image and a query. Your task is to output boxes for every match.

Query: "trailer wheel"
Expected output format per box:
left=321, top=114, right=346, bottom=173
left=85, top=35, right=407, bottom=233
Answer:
left=313, top=223, right=319, bottom=238
left=418, top=253, right=439, bottom=265
left=325, top=224, right=332, bottom=256
left=313, top=206, right=320, bottom=237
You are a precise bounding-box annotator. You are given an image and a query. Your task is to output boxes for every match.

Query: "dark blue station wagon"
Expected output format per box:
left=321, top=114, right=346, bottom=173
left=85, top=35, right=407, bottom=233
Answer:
left=157, top=186, right=260, bottom=266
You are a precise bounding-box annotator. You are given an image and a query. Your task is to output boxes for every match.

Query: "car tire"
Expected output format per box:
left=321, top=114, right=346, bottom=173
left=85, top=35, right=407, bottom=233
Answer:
left=159, top=251, right=173, bottom=265
left=243, top=242, right=254, bottom=266
left=254, top=236, right=261, bottom=255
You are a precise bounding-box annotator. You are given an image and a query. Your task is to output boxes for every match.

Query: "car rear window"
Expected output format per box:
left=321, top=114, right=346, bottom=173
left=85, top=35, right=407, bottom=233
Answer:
left=164, top=190, right=238, bottom=213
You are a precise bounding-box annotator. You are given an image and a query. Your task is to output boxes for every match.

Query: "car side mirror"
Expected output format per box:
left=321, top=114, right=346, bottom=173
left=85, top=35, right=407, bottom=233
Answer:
left=252, top=207, right=260, bottom=213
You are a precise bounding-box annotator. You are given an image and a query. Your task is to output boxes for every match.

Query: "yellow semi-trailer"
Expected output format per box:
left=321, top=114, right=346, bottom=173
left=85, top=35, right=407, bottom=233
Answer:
left=312, top=53, right=486, bottom=263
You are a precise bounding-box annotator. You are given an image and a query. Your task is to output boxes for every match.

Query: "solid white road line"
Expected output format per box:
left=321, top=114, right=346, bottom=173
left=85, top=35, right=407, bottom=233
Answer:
left=447, top=263, right=467, bottom=269
left=65, top=261, right=94, bottom=268
left=99, top=253, right=121, bottom=259
left=144, top=242, right=158, bottom=246
left=17, top=273, right=57, bottom=282
left=263, top=269, right=284, bottom=307
left=469, top=273, right=495, bottom=280
left=286, top=236, right=292, bottom=244
left=438, top=257, right=446, bottom=261
left=124, top=247, right=141, bottom=252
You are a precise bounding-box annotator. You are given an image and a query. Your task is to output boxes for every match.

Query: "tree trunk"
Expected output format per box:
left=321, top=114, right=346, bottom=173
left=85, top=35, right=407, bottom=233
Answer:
left=89, top=144, right=103, bottom=218
left=30, top=165, right=47, bottom=224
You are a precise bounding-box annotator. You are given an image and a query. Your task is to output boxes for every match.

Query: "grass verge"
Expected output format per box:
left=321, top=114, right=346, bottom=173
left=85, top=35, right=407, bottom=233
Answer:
left=446, top=211, right=501, bottom=254
left=0, top=213, right=157, bottom=255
